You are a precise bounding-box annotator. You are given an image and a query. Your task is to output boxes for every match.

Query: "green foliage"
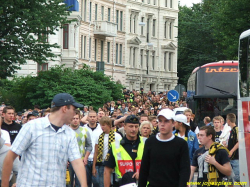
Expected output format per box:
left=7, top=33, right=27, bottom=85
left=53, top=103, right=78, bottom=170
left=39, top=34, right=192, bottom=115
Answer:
left=0, top=0, right=71, bottom=79
left=178, top=0, right=250, bottom=86
left=0, top=66, right=123, bottom=111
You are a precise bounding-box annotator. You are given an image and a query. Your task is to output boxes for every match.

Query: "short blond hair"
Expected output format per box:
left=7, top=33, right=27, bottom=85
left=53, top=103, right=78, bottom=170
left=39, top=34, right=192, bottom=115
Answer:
left=212, top=116, right=221, bottom=123
left=139, top=121, right=153, bottom=135
left=184, top=108, right=192, bottom=115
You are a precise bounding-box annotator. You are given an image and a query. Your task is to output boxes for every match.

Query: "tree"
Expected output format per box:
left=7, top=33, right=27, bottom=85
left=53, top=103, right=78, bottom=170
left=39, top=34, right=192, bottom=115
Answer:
left=0, top=65, right=123, bottom=111
left=0, top=0, right=71, bottom=79
left=177, top=4, right=218, bottom=86
left=205, top=0, right=250, bottom=59
left=178, top=0, right=250, bottom=86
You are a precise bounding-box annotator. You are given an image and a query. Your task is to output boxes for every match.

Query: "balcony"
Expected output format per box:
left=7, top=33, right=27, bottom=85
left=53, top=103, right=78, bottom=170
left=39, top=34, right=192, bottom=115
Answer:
left=93, top=21, right=117, bottom=37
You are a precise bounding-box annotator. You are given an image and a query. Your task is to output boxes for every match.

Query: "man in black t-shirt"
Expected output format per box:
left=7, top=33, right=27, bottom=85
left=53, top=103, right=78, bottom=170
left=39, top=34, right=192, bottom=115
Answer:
left=190, top=126, right=231, bottom=187
left=213, top=116, right=222, bottom=143
left=226, top=113, right=240, bottom=186
left=1, top=106, right=22, bottom=144
left=138, top=109, right=190, bottom=187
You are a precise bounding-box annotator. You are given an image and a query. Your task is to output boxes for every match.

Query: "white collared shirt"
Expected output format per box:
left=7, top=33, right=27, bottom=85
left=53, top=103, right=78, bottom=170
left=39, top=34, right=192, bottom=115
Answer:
left=11, top=115, right=81, bottom=187
left=85, top=123, right=103, bottom=161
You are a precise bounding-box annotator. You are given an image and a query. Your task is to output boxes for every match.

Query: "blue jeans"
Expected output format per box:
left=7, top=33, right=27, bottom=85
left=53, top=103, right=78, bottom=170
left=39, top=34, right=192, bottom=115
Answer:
left=85, top=161, right=100, bottom=187
left=68, top=163, right=81, bottom=187
left=230, top=159, right=240, bottom=182
left=97, top=165, right=104, bottom=187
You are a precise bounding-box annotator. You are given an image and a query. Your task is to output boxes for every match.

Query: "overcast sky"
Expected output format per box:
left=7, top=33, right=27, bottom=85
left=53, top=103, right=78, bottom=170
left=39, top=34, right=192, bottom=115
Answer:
left=179, top=0, right=202, bottom=7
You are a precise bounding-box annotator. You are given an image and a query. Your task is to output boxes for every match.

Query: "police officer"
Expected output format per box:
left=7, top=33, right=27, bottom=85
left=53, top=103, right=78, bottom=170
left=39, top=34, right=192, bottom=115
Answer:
left=103, top=115, right=146, bottom=187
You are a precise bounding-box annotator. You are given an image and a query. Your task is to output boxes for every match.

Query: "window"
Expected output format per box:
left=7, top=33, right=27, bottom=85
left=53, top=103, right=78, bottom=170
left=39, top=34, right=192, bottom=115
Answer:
left=165, top=0, right=167, bottom=7
left=95, top=39, right=97, bottom=61
left=84, top=36, right=86, bottom=58
left=141, top=17, right=144, bottom=35
left=120, top=11, right=123, bottom=31
left=119, top=44, right=122, bottom=64
left=107, top=42, right=110, bottom=63
left=101, top=40, right=104, bottom=61
left=140, top=49, right=143, bottom=67
left=152, top=19, right=156, bottom=37
left=134, top=15, right=136, bottom=33
left=89, top=37, right=91, bottom=58
left=37, top=63, right=48, bottom=72
left=95, top=4, right=98, bottom=20
left=146, top=51, right=149, bottom=74
left=89, top=2, right=92, bottom=21
left=63, top=24, right=69, bottom=49
left=38, top=28, right=48, bottom=43
left=130, top=48, right=133, bottom=66
left=164, top=52, right=167, bottom=70
left=116, top=43, right=119, bottom=64
left=116, top=10, right=119, bottom=30
left=147, top=18, right=150, bottom=42
left=164, top=21, right=167, bottom=38
left=108, top=8, right=111, bottom=21
left=170, top=0, right=173, bottom=8
left=133, top=48, right=136, bottom=67
left=153, top=0, right=156, bottom=5
left=84, top=0, right=87, bottom=21
left=81, top=36, right=83, bottom=59
left=148, top=0, right=150, bottom=4
left=169, top=22, right=172, bottom=39
left=101, top=6, right=104, bottom=20
left=152, top=51, right=155, bottom=70
left=168, top=52, right=172, bottom=71
left=130, top=15, right=132, bottom=33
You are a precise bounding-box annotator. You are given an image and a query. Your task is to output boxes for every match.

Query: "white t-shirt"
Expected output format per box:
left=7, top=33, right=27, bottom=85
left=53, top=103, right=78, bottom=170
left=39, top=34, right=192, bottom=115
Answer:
left=85, top=123, right=103, bottom=161
left=156, top=133, right=175, bottom=142
left=177, top=132, right=185, bottom=140
left=1, top=129, right=11, bottom=145
left=95, top=132, right=122, bottom=161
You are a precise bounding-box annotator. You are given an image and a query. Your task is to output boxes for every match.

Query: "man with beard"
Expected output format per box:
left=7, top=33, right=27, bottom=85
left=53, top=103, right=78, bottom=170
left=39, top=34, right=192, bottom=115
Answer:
left=69, top=109, right=92, bottom=187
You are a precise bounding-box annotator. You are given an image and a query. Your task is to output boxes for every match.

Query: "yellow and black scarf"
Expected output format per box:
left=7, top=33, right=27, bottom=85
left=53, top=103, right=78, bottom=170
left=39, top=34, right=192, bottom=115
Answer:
left=97, top=130, right=115, bottom=163
left=207, top=142, right=229, bottom=182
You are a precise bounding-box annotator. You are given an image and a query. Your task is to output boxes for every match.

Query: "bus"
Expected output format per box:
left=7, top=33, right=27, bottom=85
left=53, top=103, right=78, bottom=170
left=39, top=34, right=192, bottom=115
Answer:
left=187, top=61, right=238, bottom=127
left=238, top=29, right=250, bottom=185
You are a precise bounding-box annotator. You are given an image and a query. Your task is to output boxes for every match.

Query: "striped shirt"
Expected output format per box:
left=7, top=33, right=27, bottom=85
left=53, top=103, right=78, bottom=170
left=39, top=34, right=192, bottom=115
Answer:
left=11, top=115, right=81, bottom=187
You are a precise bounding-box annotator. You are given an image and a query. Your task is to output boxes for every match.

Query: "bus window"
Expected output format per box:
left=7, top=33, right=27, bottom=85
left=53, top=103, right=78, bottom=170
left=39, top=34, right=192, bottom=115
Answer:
left=239, top=37, right=250, bottom=97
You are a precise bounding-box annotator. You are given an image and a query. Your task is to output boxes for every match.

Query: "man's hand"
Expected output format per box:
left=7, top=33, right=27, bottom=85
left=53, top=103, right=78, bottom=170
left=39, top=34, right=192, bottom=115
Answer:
left=132, top=172, right=139, bottom=180
left=92, top=167, right=97, bottom=177
left=228, top=150, right=233, bottom=158
left=205, top=155, right=216, bottom=165
left=222, top=141, right=227, bottom=147
left=83, top=157, right=88, bottom=165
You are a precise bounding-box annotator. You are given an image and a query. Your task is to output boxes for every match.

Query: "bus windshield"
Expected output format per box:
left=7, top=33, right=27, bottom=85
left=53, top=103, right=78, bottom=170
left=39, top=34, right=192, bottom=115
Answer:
left=196, top=66, right=238, bottom=97
left=187, top=61, right=238, bottom=126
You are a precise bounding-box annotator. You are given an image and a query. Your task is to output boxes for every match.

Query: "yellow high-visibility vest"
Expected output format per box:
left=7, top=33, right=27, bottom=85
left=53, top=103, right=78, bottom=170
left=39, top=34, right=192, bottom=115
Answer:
left=111, top=136, right=146, bottom=179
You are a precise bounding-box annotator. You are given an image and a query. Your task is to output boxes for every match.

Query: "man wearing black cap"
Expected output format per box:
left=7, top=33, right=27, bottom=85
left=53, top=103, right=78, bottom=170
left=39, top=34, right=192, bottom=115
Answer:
left=1, top=93, right=87, bottom=187
left=26, top=110, right=40, bottom=122
left=140, top=88, right=144, bottom=95
left=104, top=115, right=146, bottom=187
left=15, top=112, right=23, bottom=124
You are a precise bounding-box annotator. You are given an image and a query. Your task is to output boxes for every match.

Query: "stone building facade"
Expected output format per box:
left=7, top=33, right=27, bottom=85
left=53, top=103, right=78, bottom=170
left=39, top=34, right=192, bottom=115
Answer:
left=15, top=0, right=179, bottom=92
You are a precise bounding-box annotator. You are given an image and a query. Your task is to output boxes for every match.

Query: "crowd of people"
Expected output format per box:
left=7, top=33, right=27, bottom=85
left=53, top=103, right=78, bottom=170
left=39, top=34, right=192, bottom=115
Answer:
left=0, top=90, right=240, bottom=187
